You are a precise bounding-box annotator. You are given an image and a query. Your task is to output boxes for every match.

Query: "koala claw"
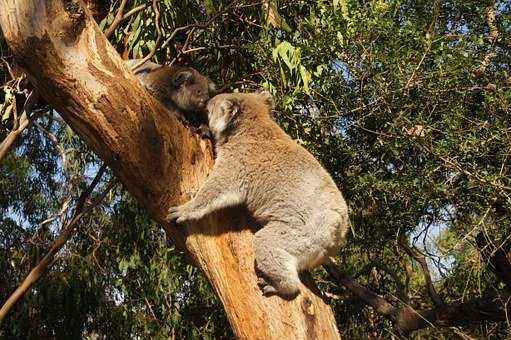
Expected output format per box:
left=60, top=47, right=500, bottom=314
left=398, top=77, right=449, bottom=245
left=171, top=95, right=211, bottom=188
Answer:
left=166, top=205, right=188, bottom=224
left=257, top=277, right=277, bottom=296
left=262, top=285, right=278, bottom=296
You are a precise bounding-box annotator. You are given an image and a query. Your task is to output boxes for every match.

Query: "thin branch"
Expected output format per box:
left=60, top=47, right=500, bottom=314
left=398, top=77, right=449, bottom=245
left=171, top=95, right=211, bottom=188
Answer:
left=122, top=4, right=147, bottom=21
left=325, top=259, right=511, bottom=336
left=33, top=119, right=67, bottom=169
left=104, top=0, right=128, bottom=39
left=104, top=1, right=147, bottom=39
left=418, top=141, right=511, bottom=194
left=355, top=260, right=409, bottom=303
left=0, top=164, right=114, bottom=324
left=74, top=163, right=108, bottom=216
left=170, top=44, right=237, bottom=67
left=161, top=0, right=242, bottom=68
left=475, top=232, right=511, bottom=289
left=474, top=0, right=499, bottom=77
left=131, top=0, right=162, bottom=71
left=399, top=237, right=444, bottom=307
left=0, top=90, right=40, bottom=162
left=29, top=196, right=72, bottom=245
left=324, top=259, right=398, bottom=319
left=132, top=0, right=243, bottom=71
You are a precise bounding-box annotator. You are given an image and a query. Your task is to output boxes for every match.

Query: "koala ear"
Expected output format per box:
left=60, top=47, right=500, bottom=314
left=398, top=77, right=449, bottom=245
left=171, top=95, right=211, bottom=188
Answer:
left=172, top=70, right=193, bottom=87
left=220, top=97, right=240, bottom=120
left=208, top=80, right=218, bottom=95
left=258, top=90, right=275, bottom=110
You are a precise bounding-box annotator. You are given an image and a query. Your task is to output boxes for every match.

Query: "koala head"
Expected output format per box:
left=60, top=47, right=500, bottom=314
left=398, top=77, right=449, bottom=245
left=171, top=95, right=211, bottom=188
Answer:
left=206, top=91, right=274, bottom=138
left=169, top=67, right=217, bottom=112
left=151, top=66, right=217, bottom=113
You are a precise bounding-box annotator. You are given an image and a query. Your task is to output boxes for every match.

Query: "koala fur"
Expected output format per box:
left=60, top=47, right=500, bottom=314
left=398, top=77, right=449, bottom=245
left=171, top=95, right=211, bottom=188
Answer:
left=167, top=91, right=349, bottom=298
left=125, top=59, right=216, bottom=137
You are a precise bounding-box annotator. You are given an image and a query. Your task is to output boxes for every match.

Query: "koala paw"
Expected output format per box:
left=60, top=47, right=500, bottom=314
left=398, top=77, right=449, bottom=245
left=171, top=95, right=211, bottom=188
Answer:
left=166, top=204, right=190, bottom=224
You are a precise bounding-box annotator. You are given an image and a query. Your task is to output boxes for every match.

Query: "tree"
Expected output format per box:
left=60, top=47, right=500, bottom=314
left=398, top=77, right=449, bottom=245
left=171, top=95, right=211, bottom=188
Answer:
left=0, top=0, right=339, bottom=339
left=1, top=0, right=510, bottom=339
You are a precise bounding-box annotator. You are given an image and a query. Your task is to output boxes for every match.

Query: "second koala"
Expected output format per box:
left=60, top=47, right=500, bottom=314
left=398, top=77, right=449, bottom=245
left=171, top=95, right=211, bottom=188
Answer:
left=125, top=59, right=216, bottom=136
left=167, top=91, right=349, bottom=298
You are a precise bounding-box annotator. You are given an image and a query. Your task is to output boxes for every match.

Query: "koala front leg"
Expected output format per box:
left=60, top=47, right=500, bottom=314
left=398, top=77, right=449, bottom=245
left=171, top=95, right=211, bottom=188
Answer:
left=166, top=172, right=244, bottom=224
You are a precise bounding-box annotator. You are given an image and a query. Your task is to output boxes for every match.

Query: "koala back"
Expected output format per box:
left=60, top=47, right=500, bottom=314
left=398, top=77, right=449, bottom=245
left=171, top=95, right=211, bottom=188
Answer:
left=208, top=92, right=349, bottom=244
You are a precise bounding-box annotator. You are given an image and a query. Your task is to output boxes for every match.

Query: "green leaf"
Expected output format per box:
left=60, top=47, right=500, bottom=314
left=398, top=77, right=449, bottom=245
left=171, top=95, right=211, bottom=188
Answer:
left=299, top=65, right=311, bottom=94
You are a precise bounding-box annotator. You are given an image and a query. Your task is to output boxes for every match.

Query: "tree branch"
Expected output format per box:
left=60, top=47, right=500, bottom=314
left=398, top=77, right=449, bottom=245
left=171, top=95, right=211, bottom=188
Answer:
left=0, top=164, right=114, bottom=323
left=325, top=259, right=511, bottom=336
left=324, top=259, right=398, bottom=319
left=474, top=0, right=499, bottom=77
left=399, top=238, right=444, bottom=307
left=354, top=260, right=408, bottom=303
left=0, top=89, right=40, bottom=162
left=395, top=290, right=511, bottom=334
left=131, top=0, right=162, bottom=71
left=103, top=0, right=128, bottom=39
left=476, top=232, right=511, bottom=289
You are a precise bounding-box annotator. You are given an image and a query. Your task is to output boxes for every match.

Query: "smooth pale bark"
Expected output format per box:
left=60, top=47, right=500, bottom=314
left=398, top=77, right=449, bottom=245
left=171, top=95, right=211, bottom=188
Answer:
left=0, top=1, right=340, bottom=339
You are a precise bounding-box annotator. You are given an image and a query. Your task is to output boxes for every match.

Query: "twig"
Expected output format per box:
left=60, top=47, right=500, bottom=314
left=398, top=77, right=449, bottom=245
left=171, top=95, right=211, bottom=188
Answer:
left=33, top=120, right=67, bottom=170
left=475, top=232, right=511, bottom=289
left=418, top=141, right=511, bottom=194
left=104, top=0, right=128, bottom=39
left=355, top=260, right=408, bottom=303
left=0, top=164, right=114, bottom=324
left=169, top=44, right=237, bottom=67
left=159, top=0, right=242, bottom=68
left=474, top=1, right=499, bottom=77
left=104, top=1, right=147, bottom=39
left=29, top=197, right=72, bottom=245
left=399, top=237, right=444, bottom=307
left=324, top=259, right=398, bottom=319
left=122, top=4, right=147, bottom=21
left=0, top=90, right=40, bottom=162
left=131, top=0, right=162, bottom=71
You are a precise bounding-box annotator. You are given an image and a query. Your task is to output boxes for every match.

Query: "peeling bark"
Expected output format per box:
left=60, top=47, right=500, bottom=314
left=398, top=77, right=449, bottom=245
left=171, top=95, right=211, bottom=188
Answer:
left=0, top=1, right=341, bottom=338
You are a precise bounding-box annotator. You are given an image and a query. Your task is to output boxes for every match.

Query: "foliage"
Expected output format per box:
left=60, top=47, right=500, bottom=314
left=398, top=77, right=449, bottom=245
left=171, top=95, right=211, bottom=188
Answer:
left=1, top=0, right=510, bottom=338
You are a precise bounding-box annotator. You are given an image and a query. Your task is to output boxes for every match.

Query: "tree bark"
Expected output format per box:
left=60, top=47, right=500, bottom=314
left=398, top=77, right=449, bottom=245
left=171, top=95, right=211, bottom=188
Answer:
left=0, top=1, right=341, bottom=339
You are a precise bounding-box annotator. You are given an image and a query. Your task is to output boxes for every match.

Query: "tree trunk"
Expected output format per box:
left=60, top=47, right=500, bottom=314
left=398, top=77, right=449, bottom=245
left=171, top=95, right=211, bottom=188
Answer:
left=0, top=1, right=341, bottom=339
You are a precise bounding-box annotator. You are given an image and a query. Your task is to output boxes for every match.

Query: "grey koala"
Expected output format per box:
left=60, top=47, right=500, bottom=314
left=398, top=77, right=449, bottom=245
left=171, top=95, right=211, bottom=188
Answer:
left=125, top=59, right=216, bottom=137
left=166, top=91, right=349, bottom=298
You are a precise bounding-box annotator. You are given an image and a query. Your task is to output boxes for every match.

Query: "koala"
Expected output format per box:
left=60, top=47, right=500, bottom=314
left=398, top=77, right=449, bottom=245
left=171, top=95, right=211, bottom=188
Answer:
left=125, top=59, right=216, bottom=137
left=167, top=91, right=350, bottom=298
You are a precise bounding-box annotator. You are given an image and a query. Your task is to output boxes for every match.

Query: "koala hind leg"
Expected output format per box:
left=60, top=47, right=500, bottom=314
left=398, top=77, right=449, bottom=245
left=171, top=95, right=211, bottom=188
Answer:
left=253, top=226, right=301, bottom=298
